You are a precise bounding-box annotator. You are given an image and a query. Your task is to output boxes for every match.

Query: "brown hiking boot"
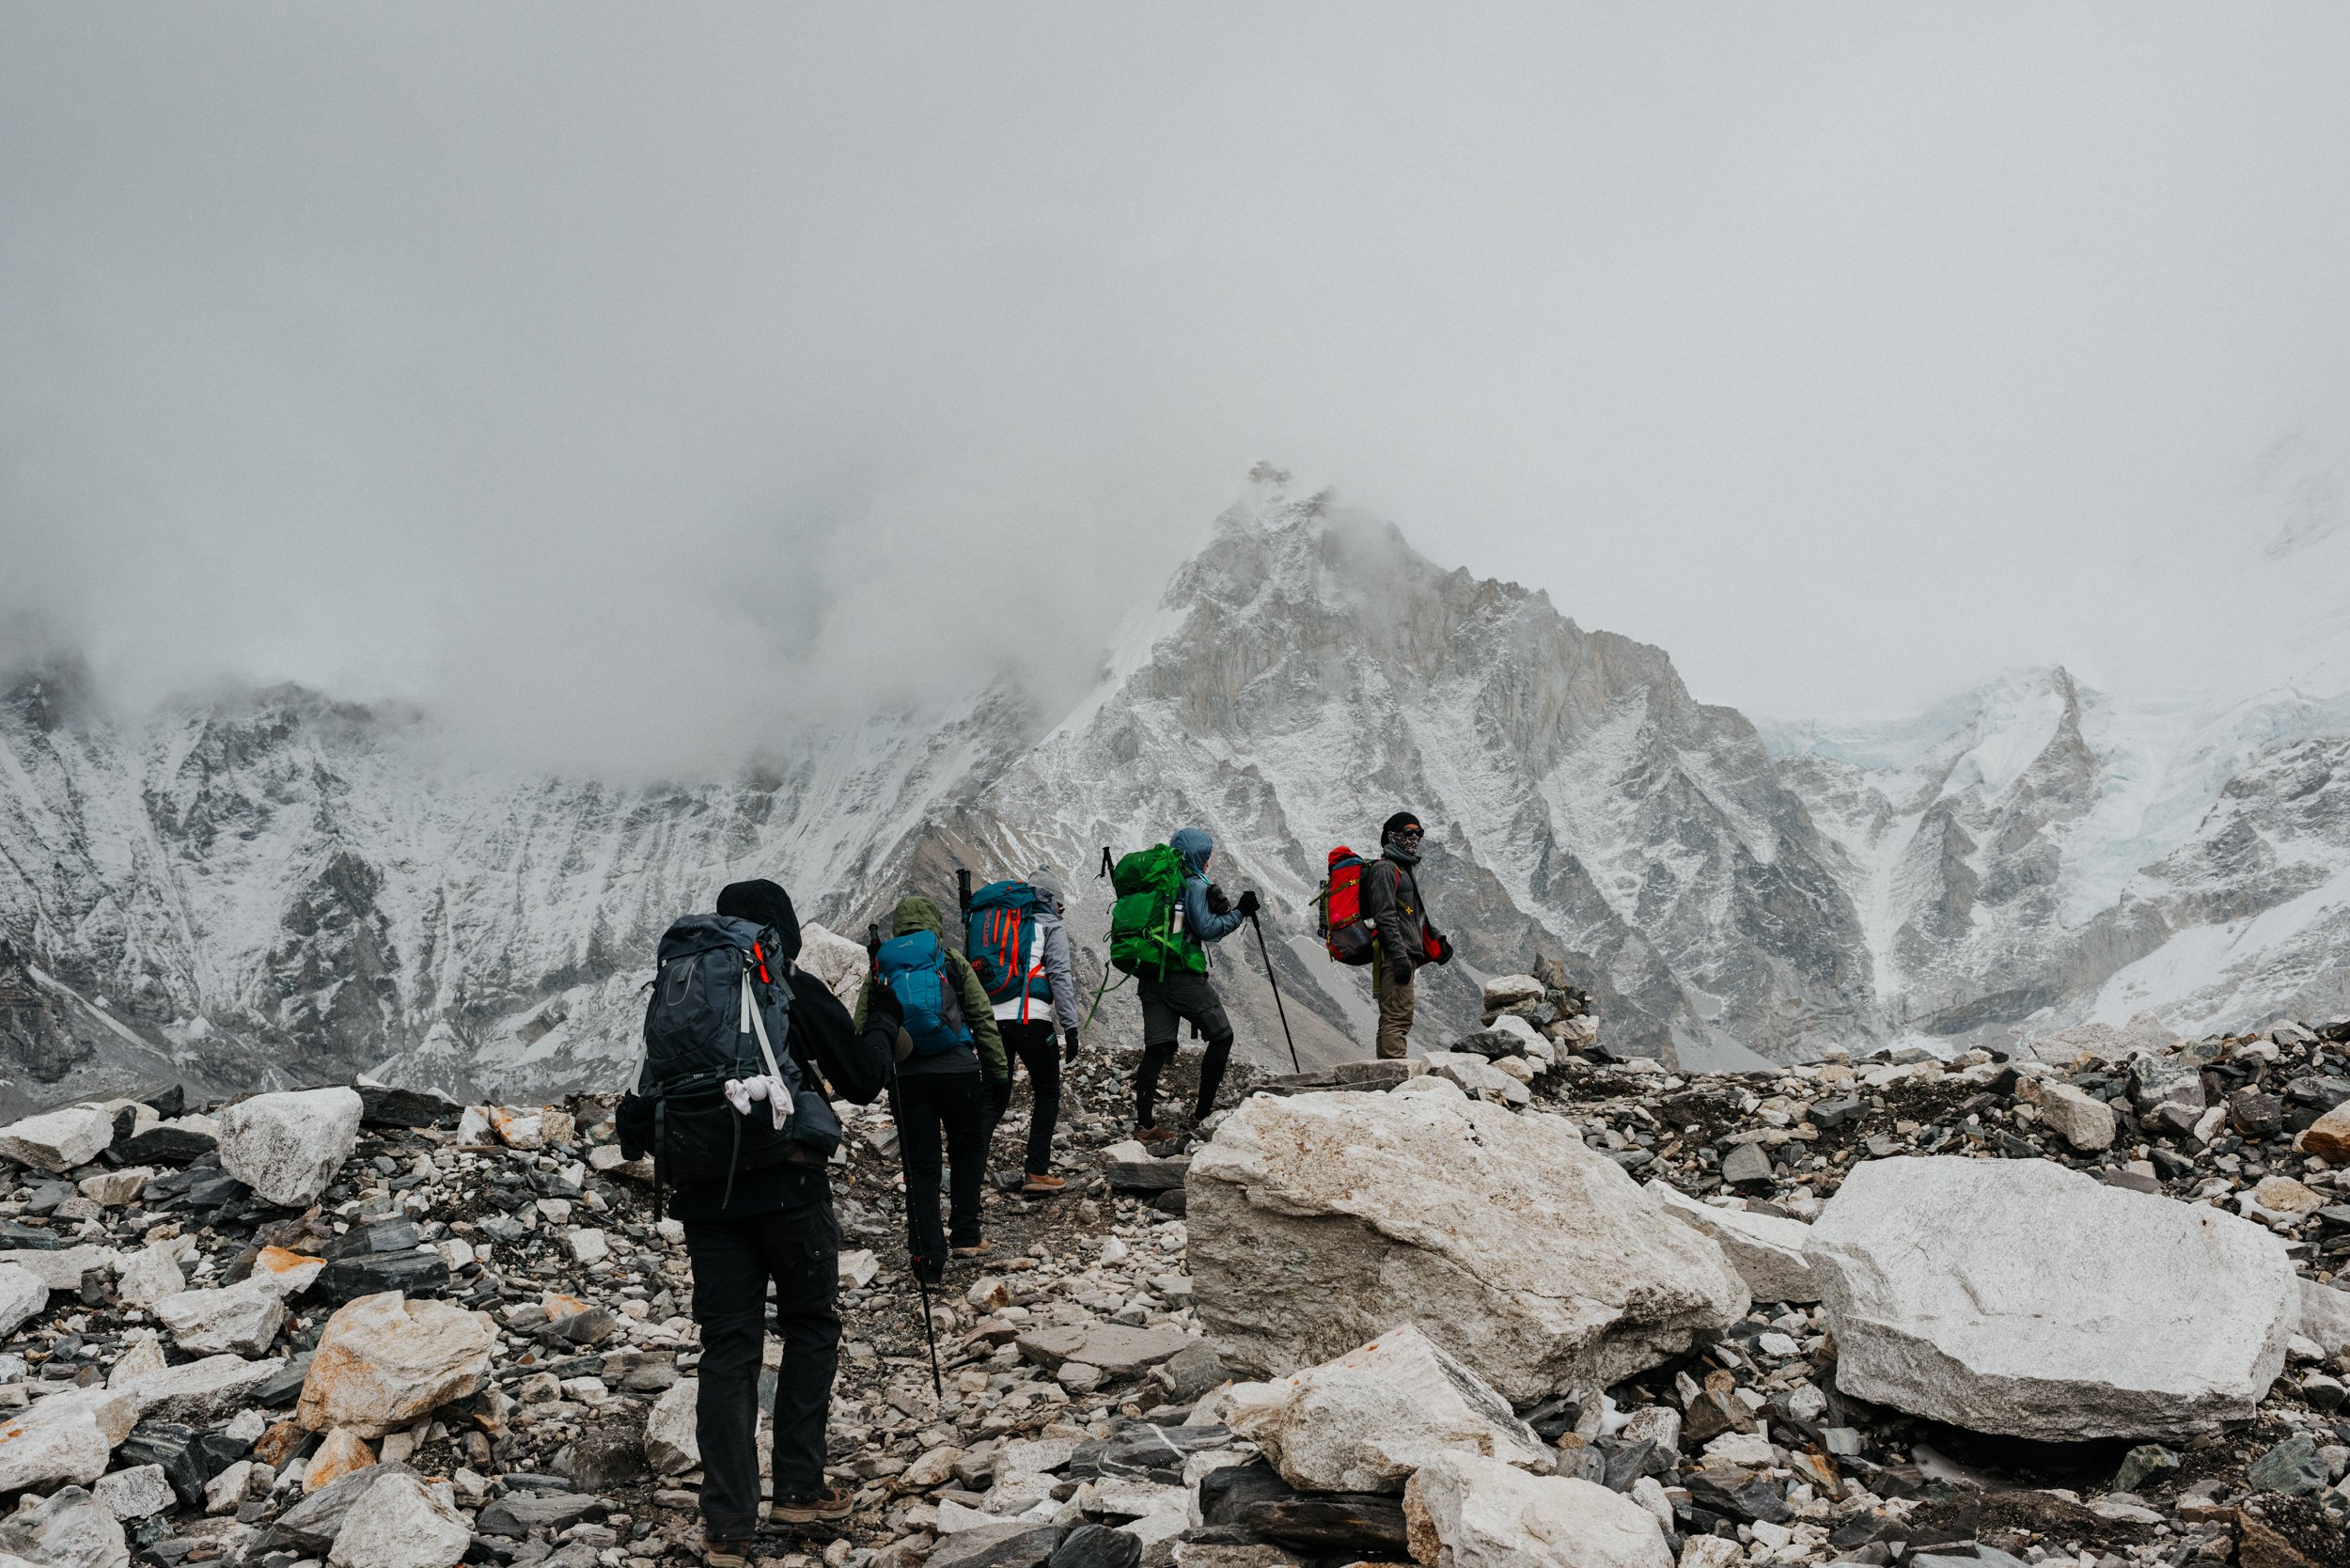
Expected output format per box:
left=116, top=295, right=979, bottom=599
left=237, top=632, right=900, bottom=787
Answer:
left=772, top=1483, right=855, bottom=1524
left=949, top=1238, right=994, bottom=1259
left=1022, top=1172, right=1066, bottom=1195
left=703, top=1534, right=752, bottom=1567
left=1137, top=1122, right=1183, bottom=1149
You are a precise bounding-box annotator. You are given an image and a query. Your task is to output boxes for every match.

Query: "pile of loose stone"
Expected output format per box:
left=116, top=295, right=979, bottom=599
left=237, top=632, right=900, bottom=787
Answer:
left=0, top=977, right=2347, bottom=1568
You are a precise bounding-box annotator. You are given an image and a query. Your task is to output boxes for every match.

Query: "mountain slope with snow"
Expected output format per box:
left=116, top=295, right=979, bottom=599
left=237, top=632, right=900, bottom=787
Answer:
left=4, top=470, right=2348, bottom=1110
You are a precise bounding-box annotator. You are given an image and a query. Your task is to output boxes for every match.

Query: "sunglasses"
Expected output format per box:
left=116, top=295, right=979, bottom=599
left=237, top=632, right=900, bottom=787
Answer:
left=1395, top=827, right=1424, bottom=840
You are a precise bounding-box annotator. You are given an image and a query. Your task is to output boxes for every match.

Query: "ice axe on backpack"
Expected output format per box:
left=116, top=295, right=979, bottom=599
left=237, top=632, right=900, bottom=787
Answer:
left=1248, top=911, right=1301, bottom=1074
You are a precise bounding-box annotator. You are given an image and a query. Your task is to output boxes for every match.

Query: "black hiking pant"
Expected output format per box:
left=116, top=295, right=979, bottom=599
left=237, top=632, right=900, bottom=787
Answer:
left=1135, top=970, right=1235, bottom=1129
left=891, top=1069, right=987, bottom=1277
left=994, top=1020, right=1063, bottom=1176
left=682, top=1170, right=838, bottom=1537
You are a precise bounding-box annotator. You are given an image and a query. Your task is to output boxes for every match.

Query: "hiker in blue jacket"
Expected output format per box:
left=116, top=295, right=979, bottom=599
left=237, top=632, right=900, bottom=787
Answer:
left=1133, top=826, right=1258, bottom=1147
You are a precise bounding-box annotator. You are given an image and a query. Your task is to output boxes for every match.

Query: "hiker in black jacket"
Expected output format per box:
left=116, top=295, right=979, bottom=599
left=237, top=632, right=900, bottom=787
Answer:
left=1359, top=811, right=1451, bottom=1058
left=617, top=879, right=897, bottom=1563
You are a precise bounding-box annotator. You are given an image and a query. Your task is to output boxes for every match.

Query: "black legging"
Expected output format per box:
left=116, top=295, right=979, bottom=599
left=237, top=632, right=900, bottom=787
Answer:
left=1135, top=1033, right=1234, bottom=1130
left=995, top=1020, right=1062, bottom=1176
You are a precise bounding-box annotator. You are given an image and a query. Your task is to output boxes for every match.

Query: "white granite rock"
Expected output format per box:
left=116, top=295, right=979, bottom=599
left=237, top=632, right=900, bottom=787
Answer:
left=2299, top=1279, right=2350, bottom=1359
left=2032, top=1083, right=2118, bottom=1152
left=0, top=1262, right=46, bottom=1338
left=7, top=1243, right=120, bottom=1293
left=1190, top=1080, right=1747, bottom=1402
left=218, top=1087, right=365, bottom=1206
left=117, top=1352, right=286, bottom=1421
left=1402, top=1450, right=1671, bottom=1568
left=0, top=1485, right=129, bottom=1568
left=297, top=1292, right=498, bottom=1437
left=155, top=1278, right=287, bottom=1356
left=0, top=1388, right=136, bottom=1493
left=1805, top=1156, right=2298, bottom=1439
left=93, top=1464, right=176, bottom=1521
left=326, top=1470, right=471, bottom=1568
left=0, top=1105, right=117, bottom=1173
left=1644, top=1183, right=1818, bottom=1305
left=1222, top=1324, right=1553, bottom=1494
left=644, top=1377, right=699, bottom=1475
left=115, top=1241, right=191, bottom=1307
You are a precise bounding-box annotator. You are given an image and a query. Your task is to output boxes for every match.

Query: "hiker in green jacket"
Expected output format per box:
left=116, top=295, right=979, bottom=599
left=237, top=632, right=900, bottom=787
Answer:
left=855, top=895, right=1008, bottom=1278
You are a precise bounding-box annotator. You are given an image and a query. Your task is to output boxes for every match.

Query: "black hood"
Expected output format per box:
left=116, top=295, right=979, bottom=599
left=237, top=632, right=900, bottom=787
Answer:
left=715, top=879, right=802, bottom=961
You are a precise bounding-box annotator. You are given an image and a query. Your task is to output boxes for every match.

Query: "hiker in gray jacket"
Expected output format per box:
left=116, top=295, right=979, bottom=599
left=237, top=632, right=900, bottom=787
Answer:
left=983, top=866, right=1085, bottom=1193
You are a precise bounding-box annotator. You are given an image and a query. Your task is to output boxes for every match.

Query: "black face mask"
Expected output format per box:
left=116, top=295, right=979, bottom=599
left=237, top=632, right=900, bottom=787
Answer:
left=1385, top=838, right=1421, bottom=865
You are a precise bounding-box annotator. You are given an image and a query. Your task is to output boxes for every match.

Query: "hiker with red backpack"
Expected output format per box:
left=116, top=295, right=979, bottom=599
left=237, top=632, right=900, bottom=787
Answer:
left=855, top=895, right=1009, bottom=1282
left=614, top=879, right=900, bottom=1560
left=1360, top=811, right=1453, bottom=1058
left=1116, top=826, right=1255, bottom=1147
left=965, top=867, right=1084, bottom=1194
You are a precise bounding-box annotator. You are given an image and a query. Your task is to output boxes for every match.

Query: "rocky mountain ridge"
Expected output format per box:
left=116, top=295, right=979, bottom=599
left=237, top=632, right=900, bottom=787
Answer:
left=4, top=473, right=2349, bottom=1110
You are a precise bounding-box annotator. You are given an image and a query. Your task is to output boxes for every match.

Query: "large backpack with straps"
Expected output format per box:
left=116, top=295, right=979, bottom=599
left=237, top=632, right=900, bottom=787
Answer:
left=634, top=914, right=840, bottom=1204
left=874, top=928, right=976, bottom=1056
left=1315, top=846, right=1377, bottom=965
left=964, top=881, right=1054, bottom=1019
left=1106, top=844, right=1202, bottom=979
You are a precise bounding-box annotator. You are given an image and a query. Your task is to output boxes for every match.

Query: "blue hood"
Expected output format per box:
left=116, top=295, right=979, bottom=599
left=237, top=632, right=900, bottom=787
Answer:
left=1170, top=827, right=1214, bottom=876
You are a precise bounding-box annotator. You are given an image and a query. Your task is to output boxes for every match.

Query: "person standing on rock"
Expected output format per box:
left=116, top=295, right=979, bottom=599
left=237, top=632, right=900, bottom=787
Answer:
left=615, top=878, right=899, bottom=1559
left=980, top=866, right=1085, bottom=1194
left=856, top=894, right=1009, bottom=1277
left=1360, top=811, right=1452, bottom=1058
left=1133, top=826, right=1255, bottom=1148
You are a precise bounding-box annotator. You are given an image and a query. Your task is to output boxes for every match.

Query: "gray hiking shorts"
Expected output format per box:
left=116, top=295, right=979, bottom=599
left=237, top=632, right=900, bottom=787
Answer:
left=1138, top=970, right=1232, bottom=1049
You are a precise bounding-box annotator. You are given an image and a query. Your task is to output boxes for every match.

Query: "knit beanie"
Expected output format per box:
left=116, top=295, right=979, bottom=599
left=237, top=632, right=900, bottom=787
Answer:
left=715, top=879, right=802, bottom=961
left=1382, top=811, right=1423, bottom=843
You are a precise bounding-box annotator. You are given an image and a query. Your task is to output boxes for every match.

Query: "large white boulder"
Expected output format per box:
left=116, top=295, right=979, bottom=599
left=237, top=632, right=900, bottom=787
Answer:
left=1402, top=1451, right=1670, bottom=1568
left=1804, top=1156, right=2298, bottom=1440
left=218, top=1087, right=364, bottom=1206
left=117, top=1353, right=286, bottom=1421
left=1222, top=1325, right=1554, bottom=1494
left=0, top=1387, right=137, bottom=1493
left=297, top=1292, right=497, bottom=1437
left=2299, top=1280, right=2350, bottom=1359
left=0, top=1105, right=117, bottom=1173
left=1189, top=1079, right=1748, bottom=1402
left=326, top=1470, right=471, bottom=1568
left=1643, top=1183, right=1818, bottom=1305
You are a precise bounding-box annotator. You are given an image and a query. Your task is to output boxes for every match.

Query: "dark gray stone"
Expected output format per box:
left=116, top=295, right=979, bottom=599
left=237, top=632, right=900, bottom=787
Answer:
left=323, top=1217, right=421, bottom=1258
left=116, top=1421, right=223, bottom=1511
left=1809, top=1099, right=1866, bottom=1130
left=1720, top=1143, right=1777, bottom=1186
left=311, top=1248, right=450, bottom=1304
left=252, top=1351, right=313, bottom=1408
left=1684, top=1466, right=1790, bottom=1524
left=357, top=1085, right=462, bottom=1128
left=112, top=1125, right=217, bottom=1166
left=1198, top=1459, right=1294, bottom=1527
left=1104, top=1159, right=1187, bottom=1193
left=1241, top=1496, right=1407, bottom=1556
left=2248, top=1434, right=2326, bottom=1496
left=1159, top=1341, right=1226, bottom=1403
left=476, top=1492, right=608, bottom=1538
left=926, top=1521, right=1067, bottom=1568
left=1049, top=1524, right=1142, bottom=1568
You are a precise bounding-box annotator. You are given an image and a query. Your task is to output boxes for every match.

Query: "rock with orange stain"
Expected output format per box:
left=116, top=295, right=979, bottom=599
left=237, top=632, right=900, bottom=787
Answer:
left=485, top=1107, right=543, bottom=1150
left=296, top=1292, right=497, bottom=1438
left=253, top=1417, right=307, bottom=1469
left=250, top=1246, right=328, bottom=1297
left=540, top=1292, right=590, bottom=1323
left=303, top=1429, right=377, bottom=1493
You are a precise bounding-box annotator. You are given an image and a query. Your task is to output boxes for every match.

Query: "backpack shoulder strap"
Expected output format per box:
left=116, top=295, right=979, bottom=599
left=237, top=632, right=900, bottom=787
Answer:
left=741, top=958, right=789, bottom=1084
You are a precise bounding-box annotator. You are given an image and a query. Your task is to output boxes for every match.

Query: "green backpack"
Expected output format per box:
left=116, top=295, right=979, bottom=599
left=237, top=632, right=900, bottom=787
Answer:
left=1106, top=844, right=1203, bottom=979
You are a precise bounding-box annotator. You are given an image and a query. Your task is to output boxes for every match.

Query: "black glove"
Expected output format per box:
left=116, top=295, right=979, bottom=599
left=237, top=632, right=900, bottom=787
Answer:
left=1205, top=882, right=1232, bottom=917
left=1063, top=1029, right=1082, bottom=1062
left=1235, top=889, right=1261, bottom=919
left=867, top=981, right=903, bottom=1026
left=985, top=1075, right=1013, bottom=1123
left=1433, top=932, right=1453, bottom=965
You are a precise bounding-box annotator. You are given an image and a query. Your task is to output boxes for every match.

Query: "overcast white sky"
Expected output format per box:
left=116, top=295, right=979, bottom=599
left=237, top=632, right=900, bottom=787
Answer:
left=5, top=4, right=2347, bottom=771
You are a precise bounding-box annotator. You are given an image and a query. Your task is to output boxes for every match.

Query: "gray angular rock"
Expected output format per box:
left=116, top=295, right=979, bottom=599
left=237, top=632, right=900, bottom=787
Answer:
left=1190, top=1080, right=1747, bottom=1402
left=928, top=1521, right=1067, bottom=1568
left=643, top=1377, right=699, bottom=1475
left=0, top=1485, right=128, bottom=1568
left=116, top=1351, right=287, bottom=1421
left=2032, top=1082, right=2117, bottom=1152
left=1643, top=1182, right=1817, bottom=1304
left=327, top=1469, right=472, bottom=1568
left=1804, top=1156, right=2298, bottom=1439
left=217, top=1086, right=365, bottom=1207
left=154, top=1278, right=287, bottom=1356
left=272, top=1463, right=420, bottom=1553
left=1717, top=1143, right=1776, bottom=1186
left=1016, top=1324, right=1192, bottom=1380
left=92, top=1464, right=177, bottom=1520
left=0, top=1262, right=45, bottom=1337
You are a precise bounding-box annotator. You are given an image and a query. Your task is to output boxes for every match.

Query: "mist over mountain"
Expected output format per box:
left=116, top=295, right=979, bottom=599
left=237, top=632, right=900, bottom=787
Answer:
left=6, top=471, right=2347, bottom=1116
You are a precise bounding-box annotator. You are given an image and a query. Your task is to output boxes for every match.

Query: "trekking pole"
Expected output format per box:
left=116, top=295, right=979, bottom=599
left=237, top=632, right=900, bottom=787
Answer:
left=1247, top=912, right=1301, bottom=1073
left=912, top=1268, right=945, bottom=1402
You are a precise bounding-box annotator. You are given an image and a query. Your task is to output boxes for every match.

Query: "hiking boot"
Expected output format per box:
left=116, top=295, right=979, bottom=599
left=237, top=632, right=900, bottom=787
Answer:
left=1021, top=1172, right=1066, bottom=1195
left=1137, top=1122, right=1183, bottom=1149
left=949, top=1238, right=993, bottom=1259
left=772, top=1483, right=855, bottom=1524
left=702, top=1533, right=753, bottom=1567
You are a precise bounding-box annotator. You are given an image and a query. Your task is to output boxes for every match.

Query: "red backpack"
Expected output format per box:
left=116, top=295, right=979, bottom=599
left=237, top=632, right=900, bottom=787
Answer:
left=1315, top=847, right=1377, bottom=965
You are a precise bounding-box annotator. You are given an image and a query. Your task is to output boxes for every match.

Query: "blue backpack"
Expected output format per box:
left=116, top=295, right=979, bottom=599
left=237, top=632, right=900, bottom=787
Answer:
left=964, top=881, right=1048, bottom=1009
left=874, top=928, right=976, bottom=1057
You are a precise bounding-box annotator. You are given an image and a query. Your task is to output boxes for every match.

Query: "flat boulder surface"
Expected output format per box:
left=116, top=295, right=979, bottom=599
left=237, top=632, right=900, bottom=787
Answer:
left=1188, top=1077, right=1747, bottom=1401
left=1402, top=1450, right=1671, bottom=1568
left=1804, top=1155, right=2298, bottom=1440
left=217, top=1087, right=364, bottom=1207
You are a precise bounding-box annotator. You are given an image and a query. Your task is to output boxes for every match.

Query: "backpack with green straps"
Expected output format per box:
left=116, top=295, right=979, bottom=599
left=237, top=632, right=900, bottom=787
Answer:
left=1106, top=843, right=1203, bottom=979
